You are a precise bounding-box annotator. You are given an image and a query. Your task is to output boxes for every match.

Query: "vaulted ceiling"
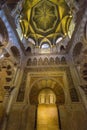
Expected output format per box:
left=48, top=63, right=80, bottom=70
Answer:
left=19, top=0, right=73, bottom=45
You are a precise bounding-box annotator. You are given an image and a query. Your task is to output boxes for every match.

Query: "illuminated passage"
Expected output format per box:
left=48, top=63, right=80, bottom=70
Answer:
left=37, top=104, right=59, bottom=130
left=37, top=89, right=59, bottom=130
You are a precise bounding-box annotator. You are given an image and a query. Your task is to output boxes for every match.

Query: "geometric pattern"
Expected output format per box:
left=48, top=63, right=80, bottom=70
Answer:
left=20, top=0, right=72, bottom=45
left=31, top=0, right=59, bottom=34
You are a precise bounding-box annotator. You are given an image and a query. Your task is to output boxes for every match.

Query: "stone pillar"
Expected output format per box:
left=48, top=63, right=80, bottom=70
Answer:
left=1, top=88, right=17, bottom=130
left=26, top=105, right=36, bottom=130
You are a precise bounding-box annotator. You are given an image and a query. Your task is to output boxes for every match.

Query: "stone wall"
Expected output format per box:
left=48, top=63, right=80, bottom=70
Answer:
left=3, top=103, right=87, bottom=130
left=59, top=103, right=87, bottom=130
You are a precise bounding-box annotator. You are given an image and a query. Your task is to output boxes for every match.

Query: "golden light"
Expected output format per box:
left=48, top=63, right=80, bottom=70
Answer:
left=69, top=15, right=73, bottom=18
left=24, top=34, right=26, bottom=37
left=19, top=19, right=22, bottom=22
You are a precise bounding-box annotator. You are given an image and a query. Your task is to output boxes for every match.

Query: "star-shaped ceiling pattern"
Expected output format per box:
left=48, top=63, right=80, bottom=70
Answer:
left=31, top=0, right=58, bottom=34
left=20, top=0, right=72, bottom=45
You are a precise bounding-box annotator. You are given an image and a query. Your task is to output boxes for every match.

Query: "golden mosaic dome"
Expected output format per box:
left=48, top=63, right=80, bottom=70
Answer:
left=20, top=0, right=72, bottom=44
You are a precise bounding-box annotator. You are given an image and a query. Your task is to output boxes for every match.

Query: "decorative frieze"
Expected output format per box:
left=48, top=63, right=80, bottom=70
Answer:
left=27, top=56, right=67, bottom=66
left=69, top=88, right=79, bottom=102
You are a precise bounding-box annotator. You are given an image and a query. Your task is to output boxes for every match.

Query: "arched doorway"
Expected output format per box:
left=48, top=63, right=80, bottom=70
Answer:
left=37, top=88, right=59, bottom=130
left=29, top=78, right=65, bottom=130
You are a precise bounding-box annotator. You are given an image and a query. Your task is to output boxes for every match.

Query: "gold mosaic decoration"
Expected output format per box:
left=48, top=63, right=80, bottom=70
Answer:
left=20, top=0, right=72, bottom=44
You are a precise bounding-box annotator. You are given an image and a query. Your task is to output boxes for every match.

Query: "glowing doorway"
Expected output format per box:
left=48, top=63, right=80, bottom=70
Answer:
left=37, top=89, right=59, bottom=130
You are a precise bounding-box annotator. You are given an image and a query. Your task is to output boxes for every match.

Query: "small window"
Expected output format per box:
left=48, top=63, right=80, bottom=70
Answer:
left=56, top=37, right=63, bottom=44
left=41, top=43, right=50, bottom=49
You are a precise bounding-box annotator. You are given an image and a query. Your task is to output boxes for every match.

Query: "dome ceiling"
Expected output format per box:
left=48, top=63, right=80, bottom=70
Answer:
left=19, top=0, right=73, bottom=44
left=30, top=0, right=59, bottom=34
